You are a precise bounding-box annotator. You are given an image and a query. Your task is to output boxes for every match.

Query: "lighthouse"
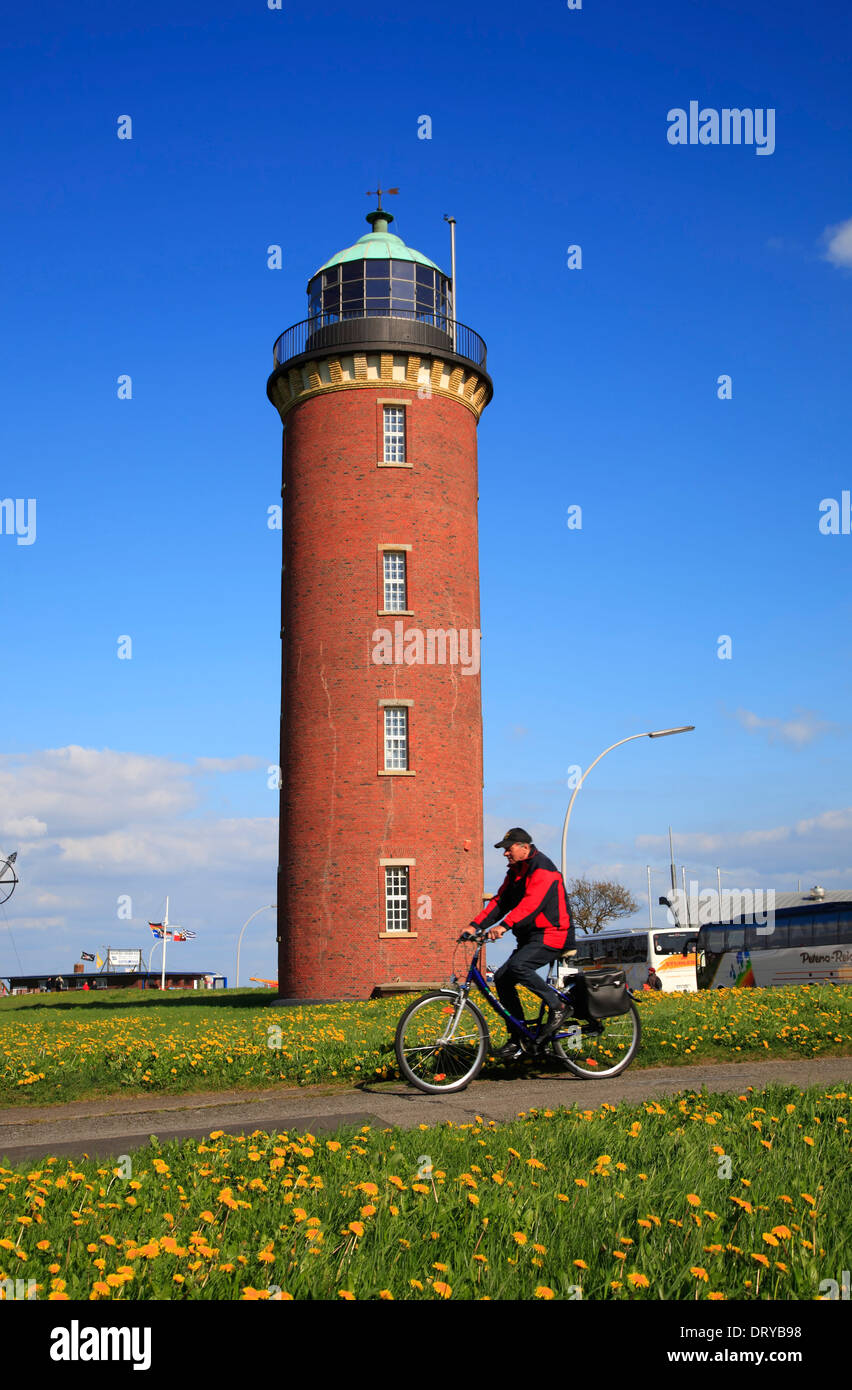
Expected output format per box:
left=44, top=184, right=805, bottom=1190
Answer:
left=267, top=198, right=493, bottom=999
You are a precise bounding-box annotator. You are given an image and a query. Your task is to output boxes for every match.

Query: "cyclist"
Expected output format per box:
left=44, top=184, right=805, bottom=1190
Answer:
left=470, top=827, right=575, bottom=1060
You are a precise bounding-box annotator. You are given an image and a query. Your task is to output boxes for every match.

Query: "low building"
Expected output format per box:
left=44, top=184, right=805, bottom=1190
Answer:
left=3, top=970, right=226, bottom=994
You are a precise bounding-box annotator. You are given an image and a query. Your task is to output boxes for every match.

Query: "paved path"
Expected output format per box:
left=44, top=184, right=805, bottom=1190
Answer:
left=0, top=1058, right=848, bottom=1164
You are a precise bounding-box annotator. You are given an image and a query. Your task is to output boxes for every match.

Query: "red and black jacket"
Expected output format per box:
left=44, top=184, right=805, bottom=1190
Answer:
left=471, top=847, right=574, bottom=951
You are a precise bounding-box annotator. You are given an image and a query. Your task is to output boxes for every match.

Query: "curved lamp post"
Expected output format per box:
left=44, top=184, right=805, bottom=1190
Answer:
left=236, top=905, right=276, bottom=989
left=560, top=726, right=695, bottom=883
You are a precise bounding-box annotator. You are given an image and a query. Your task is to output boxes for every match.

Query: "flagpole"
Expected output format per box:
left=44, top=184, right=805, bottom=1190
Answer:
left=161, top=896, right=168, bottom=991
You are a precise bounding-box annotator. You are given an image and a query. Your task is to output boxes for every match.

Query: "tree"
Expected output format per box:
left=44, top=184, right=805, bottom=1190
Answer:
left=567, top=877, right=639, bottom=936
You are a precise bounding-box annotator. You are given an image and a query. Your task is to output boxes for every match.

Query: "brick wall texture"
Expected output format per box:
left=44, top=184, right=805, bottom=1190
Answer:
left=276, top=382, right=486, bottom=998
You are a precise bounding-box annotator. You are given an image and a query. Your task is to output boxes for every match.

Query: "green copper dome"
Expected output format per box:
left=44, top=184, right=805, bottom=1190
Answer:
left=312, top=209, right=444, bottom=278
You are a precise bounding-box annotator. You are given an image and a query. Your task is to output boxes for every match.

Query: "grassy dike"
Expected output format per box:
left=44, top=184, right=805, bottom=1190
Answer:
left=0, top=984, right=851, bottom=1107
left=0, top=1082, right=848, bottom=1301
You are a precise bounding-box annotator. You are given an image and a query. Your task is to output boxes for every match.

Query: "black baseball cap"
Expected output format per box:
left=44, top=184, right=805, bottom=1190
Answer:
left=494, top=827, right=533, bottom=849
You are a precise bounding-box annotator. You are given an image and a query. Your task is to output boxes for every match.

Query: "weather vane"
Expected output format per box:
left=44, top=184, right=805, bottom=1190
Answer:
left=366, top=185, right=399, bottom=211
left=0, top=851, right=18, bottom=906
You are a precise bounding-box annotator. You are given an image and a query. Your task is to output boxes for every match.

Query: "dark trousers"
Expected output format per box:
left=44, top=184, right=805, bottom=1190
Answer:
left=494, top=938, right=564, bottom=1032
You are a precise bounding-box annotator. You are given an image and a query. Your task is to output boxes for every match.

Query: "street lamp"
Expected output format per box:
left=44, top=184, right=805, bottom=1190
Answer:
left=560, top=727, right=694, bottom=882
left=236, top=905, right=276, bottom=989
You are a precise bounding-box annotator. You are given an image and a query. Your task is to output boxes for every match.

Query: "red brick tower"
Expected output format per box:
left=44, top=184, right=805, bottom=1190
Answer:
left=267, top=201, right=493, bottom=999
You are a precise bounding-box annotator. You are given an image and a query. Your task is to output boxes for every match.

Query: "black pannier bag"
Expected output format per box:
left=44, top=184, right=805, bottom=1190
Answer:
left=571, top=969, right=631, bottom=1021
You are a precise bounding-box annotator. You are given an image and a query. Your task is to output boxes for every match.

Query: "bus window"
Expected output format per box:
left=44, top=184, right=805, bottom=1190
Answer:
left=765, top=920, right=789, bottom=948
left=725, top=928, right=745, bottom=952
left=788, top=917, right=814, bottom=948
left=653, top=932, right=690, bottom=957
left=839, top=914, right=852, bottom=945
left=622, top=936, right=648, bottom=963
left=813, top=911, right=840, bottom=939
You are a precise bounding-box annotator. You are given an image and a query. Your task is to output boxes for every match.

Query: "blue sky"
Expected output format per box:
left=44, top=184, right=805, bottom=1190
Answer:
left=1, top=0, right=850, bottom=982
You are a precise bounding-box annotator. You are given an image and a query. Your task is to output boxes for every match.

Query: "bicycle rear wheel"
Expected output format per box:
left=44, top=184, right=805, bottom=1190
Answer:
left=551, top=999, right=641, bottom=1078
left=395, top=990, right=490, bottom=1094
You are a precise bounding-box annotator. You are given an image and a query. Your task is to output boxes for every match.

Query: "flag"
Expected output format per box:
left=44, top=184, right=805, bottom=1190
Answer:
left=172, top=930, right=196, bottom=942
left=80, top=951, right=95, bottom=962
left=149, top=923, right=165, bottom=939
left=96, top=953, right=104, bottom=969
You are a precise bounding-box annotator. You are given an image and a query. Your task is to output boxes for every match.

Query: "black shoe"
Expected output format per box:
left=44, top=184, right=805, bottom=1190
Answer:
left=581, top=1020, right=604, bottom=1035
left=538, top=1005, right=570, bottom=1043
left=494, top=1038, right=524, bottom=1061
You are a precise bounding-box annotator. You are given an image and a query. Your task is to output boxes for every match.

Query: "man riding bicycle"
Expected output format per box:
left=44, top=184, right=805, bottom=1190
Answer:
left=470, top=827, right=575, bottom=1060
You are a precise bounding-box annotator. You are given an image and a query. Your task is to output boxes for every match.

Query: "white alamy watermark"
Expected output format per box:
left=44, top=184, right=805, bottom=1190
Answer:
left=667, top=103, right=775, bottom=156
left=372, top=621, right=480, bottom=676
left=818, top=491, right=851, bottom=534
left=50, top=1320, right=151, bottom=1370
left=663, top=883, right=776, bottom=934
left=0, top=498, right=36, bottom=546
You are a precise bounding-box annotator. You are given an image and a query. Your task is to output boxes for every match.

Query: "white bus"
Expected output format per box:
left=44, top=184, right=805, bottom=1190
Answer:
left=696, top=891, right=852, bottom=989
left=555, top=927, right=697, bottom=992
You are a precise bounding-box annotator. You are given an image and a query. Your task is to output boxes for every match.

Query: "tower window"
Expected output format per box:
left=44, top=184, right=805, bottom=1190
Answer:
left=384, top=866, right=410, bottom=933
left=384, top=707, right=408, bottom=770
left=383, top=406, right=406, bottom=463
left=383, top=551, right=407, bottom=611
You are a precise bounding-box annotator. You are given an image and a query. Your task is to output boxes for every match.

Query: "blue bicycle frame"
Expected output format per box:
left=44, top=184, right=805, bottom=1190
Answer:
left=453, top=929, right=578, bottom=1048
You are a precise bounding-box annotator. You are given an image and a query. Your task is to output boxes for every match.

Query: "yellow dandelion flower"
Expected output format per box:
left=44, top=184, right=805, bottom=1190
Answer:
left=750, top=1253, right=770, bottom=1267
left=535, top=1286, right=555, bottom=1299
left=379, top=1290, right=394, bottom=1300
left=686, top=1194, right=701, bottom=1207
left=513, top=1232, right=527, bottom=1245
left=690, top=1267, right=709, bottom=1281
left=410, top=1279, right=424, bottom=1290
left=432, top=1281, right=452, bottom=1298
left=338, top=1290, right=355, bottom=1300
left=348, top=1222, right=364, bottom=1238
left=573, top=1260, right=588, bottom=1269
left=627, top=1273, right=649, bottom=1288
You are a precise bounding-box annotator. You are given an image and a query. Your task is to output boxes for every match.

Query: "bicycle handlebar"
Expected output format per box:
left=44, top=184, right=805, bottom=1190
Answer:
left=458, top=924, right=499, bottom=943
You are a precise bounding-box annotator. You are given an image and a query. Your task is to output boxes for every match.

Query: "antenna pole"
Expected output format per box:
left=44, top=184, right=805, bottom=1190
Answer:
left=161, top=897, right=169, bottom=992
left=444, top=215, right=457, bottom=349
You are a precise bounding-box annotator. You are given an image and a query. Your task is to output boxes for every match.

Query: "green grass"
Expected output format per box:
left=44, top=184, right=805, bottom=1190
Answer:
left=0, top=1082, right=848, bottom=1300
left=0, top=984, right=850, bottom=1108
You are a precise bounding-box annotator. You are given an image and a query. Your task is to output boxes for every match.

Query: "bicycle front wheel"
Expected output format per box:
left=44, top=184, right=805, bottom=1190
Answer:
left=395, top=990, right=490, bottom=1094
left=551, top=1000, right=641, bottom=1079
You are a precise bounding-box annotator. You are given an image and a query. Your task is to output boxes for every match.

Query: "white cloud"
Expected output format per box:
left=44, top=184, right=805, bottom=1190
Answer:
left=731, top=706, right=836, bottom=747
left=0, top=748, right=279, bottom=982
left=0, top=746, right=199, bottom=837
left=0, top=815, right=47, bottom=840
left=54, top=818, right=276, bottom=873
left=821, top=215, right=852, bottom=269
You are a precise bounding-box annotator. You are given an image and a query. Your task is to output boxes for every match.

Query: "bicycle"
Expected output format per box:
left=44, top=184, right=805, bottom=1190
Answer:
left=394, top=925, right=641, bottom=1094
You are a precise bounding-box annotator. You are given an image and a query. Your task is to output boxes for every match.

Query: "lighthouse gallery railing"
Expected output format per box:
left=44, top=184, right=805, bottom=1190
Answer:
left=272, top=312, right=487, bottom=371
